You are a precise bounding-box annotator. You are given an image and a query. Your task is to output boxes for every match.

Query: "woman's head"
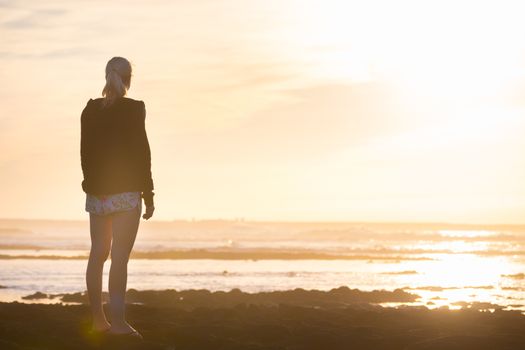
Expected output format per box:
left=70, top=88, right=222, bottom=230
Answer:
left=101, top=56, right=132, bottom=107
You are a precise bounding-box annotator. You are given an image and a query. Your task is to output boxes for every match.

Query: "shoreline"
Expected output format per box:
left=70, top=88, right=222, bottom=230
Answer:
left=20, top=286, right=420, bottom=308
left=2, top=288, right=525, bottom=349
left=17, top=286, right=523, bottom=313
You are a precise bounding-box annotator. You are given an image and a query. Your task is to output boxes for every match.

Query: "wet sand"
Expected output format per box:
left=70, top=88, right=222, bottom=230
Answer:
left=2, top=287, right=525, bottom=349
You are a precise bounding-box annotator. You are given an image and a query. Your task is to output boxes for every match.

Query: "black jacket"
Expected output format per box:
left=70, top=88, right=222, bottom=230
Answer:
left=80, top=97, right=154, bottom=207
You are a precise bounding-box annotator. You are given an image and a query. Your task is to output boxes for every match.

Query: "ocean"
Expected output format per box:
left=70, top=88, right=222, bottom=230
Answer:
left=1, top=219, right=525, bottom=311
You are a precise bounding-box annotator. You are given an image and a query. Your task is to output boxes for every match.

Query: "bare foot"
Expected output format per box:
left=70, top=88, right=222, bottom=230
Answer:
left=91, top=320, right=111, bottom=332
left=108, top=321, right=137, bottom=334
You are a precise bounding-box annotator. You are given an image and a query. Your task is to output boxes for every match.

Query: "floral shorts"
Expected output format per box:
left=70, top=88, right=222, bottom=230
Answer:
left=85, top=191, right=142, bottom=216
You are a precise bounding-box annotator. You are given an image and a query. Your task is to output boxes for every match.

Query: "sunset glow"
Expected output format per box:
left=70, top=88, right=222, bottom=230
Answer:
left=2, top=0, right=525, bottom=223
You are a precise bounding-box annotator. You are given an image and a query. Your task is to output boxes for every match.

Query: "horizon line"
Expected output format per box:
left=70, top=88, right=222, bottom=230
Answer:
left=1, top=216, right=525, bottom=228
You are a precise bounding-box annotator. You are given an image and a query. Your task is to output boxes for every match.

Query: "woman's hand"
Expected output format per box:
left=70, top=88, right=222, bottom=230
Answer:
left=142, top=205, right=154, bottom=220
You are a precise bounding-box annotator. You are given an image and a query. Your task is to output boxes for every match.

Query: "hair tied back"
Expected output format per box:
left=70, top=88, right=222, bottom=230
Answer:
left=101, top=57, right=132, bottom=108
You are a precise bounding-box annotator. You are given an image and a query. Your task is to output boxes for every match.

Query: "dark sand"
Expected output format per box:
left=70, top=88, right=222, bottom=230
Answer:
left=2, top=287, right=525, bottom=350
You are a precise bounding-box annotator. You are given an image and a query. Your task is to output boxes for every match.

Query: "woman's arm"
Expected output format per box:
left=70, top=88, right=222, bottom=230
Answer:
left=80, top=99, right=93, bottom=190
left=138, top=101, right=155, bottom=207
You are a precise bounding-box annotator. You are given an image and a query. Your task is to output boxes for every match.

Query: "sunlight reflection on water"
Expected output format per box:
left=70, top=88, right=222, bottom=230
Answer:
left=2, top=225, right=525, bottom=311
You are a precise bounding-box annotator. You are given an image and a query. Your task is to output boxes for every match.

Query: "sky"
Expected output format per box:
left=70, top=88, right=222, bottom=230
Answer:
left=1, top=0, right=525, bottom=223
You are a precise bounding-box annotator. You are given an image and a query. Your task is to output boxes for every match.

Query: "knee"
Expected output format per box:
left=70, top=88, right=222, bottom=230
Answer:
left=89, top=248, right=110, bottom=264
left=110, top=250, right=130, bottom=265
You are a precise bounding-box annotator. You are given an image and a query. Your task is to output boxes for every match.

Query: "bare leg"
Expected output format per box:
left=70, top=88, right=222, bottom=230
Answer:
left=108, top=203, right=141, bottom=333
left=86, top=213, right=112, bottom=331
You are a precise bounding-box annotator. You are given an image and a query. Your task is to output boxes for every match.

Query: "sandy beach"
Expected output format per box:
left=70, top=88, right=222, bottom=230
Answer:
left=2, top=287, right=525, bottom=350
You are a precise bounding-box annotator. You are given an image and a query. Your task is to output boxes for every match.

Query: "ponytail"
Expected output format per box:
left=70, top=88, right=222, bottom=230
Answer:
left=101, top=57, right=132, bottom=108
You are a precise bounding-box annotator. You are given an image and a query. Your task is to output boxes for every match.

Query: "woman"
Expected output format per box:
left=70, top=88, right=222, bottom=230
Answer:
left=80, top=56, right=155, bottom=339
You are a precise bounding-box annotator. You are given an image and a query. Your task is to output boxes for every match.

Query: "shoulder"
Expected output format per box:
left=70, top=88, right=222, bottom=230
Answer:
left=81, top=98, right=98, bottom=121
left=82, top=98, right=104, bottom=110
left=122, top=97, right=145, bottom=108
left=122, top=97, right=146, bottom=120
left=86, top=97, right=104, bottom=106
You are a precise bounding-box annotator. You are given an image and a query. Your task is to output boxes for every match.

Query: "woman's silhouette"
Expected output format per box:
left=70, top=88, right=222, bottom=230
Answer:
left=80, top=56, right=155, bottom=339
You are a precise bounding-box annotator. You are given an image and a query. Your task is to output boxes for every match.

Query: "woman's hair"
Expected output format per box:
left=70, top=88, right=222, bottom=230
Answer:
left=101, top=56, right=132, bottom=108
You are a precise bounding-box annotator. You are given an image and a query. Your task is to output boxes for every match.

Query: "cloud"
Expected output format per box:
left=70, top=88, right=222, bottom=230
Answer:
left=0, top=6, right=68, bottom=29
left=194, top=60, right=300, bottom=92
left=0, top=0, right=16, bottom=8
left=174, top=82, right=407, bottom=164
left=0, top=47, right=100, bottom=60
